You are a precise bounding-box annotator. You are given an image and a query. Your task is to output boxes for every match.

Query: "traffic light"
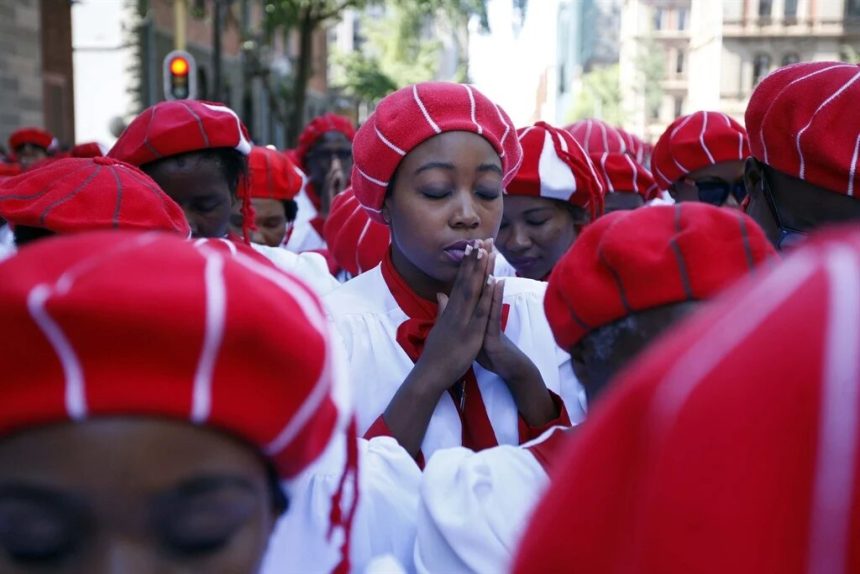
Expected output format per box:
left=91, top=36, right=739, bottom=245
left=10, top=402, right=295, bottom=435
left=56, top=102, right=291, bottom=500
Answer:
left=163, top=50, right=197, bottom=101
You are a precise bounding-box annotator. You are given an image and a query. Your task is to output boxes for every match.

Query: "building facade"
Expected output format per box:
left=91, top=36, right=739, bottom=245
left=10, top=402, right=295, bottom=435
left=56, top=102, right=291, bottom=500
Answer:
left=619, top=0, right=860, bottom=141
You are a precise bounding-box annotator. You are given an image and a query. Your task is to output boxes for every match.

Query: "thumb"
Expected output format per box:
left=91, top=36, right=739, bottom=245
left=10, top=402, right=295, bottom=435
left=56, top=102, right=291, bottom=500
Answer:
left=436, top=292, right=449, bottom=318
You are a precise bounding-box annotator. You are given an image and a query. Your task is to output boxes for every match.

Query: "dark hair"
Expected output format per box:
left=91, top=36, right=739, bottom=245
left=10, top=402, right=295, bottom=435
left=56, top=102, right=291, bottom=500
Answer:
left=141, top=148, right=248, bottom=196
left=13, top=225, right=55, bottom=247
left=282, top=199, right=298, bottom=223
left=264, top=461, right=289, bottom=516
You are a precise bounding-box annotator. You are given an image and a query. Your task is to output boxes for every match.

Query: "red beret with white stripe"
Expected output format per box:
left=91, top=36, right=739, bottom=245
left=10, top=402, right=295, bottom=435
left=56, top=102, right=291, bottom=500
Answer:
left=0, top=230, right=342, bottom=480
left=566, top=119, right=629, bottom=155
left=516, top=225, right=860, bottom=574
left=0, top=156, right=190, bottom=237
left=507, top=122, right=605, bottom=217
left=651, top=111, right=750, bottom=190
left=544, top=203, right=775, bottom=349
left=746, top=61, right=860, bottom=196
left=591, top=151, right=659, bottom=200
left=323, top=187, right=390, bottom=277
left=238, top=146, right=303, bottom=201
left=9, top=127, right=54, bottom=151
left=108, top=100, right=252, bottom=166
left=351, top=82, right=522, bottom=223
left=617, top=128, right=650, bottom=165
left=295, top=113, right=356, bottom=170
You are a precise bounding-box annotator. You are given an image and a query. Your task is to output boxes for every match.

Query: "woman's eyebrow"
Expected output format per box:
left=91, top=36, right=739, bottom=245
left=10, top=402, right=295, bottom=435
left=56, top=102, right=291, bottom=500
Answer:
left=168, top=475, right=258, bottom=497
left=414, top=161, right=455, bottom=175
left=477, top=163, right=502, bottom=175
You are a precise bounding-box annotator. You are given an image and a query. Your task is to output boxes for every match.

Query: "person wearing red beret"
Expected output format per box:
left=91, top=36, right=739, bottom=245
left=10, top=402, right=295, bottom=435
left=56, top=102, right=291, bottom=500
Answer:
left=652, top=110, right=750, bottom=208
left=496, top=122, right=604, bottom=281
left=108, top=101, right=339, bottom=295
left=513, top=222, right=860, bottom=574
left=230, top=146, right=302, bottom=248
left=0, top=231, right=354, bottom=573
left=286, top=114, right=356, bottom=253
left=413, top=202, right=775, bottom=574
left=7, top=127, right=55, bottom=170
left=744, top=61, right=860, bottom=251
left=326, top=82, right=586, bottom=465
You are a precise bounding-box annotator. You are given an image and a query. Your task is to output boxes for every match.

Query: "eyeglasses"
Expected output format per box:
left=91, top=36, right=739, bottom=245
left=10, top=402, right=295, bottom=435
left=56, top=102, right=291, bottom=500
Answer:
left=693, top=179, right=747, bottom=206
left=760, top=170, right=807, bottom=250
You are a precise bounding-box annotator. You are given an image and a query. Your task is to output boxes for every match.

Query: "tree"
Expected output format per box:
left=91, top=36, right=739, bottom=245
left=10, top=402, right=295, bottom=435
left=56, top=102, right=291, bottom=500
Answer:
left=567, top=64, right=625, bottom=125
left=263, top=0, right=373, bottom=145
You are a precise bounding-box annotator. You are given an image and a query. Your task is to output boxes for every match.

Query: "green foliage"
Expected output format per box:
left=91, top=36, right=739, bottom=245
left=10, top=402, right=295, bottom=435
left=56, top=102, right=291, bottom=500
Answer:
left=634, top=37, right=665, bottom=118
left=567, top=64, right=625, bottom=125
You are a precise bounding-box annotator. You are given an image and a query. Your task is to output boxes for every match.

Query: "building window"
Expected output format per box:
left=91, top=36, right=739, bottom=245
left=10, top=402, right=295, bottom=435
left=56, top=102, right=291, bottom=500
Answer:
left=654, top=7, right=665, bottom=30
left=759, top=0, right=773, bottom=18
left=649, top=99, right=661, bottom=120
left=784, top=0, right=798, bottom=18
left=782, top=52, right=800, bottom=66
left=675, top=50, right=686, bottom=75
left=753, top=53, right=771, bottom=85
left=848, top=0, right=860, bottom=17
left=677, top=8, right=688, bottom=31
left=673, top=96, right=684, bottom=118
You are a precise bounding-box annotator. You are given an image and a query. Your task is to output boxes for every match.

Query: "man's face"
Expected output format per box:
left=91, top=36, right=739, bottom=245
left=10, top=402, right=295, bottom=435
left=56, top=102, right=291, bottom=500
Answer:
left=744, top=159, right=860, bottom=251
left=14, top=144, right=48, bottom=170
left=305, top=132, right=352, bottom=217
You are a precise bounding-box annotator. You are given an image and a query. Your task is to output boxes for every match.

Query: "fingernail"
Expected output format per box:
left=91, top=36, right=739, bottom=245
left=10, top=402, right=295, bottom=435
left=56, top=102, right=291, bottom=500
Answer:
left=464, top=244, right=473, bottom=256
left=477, top=248, right=486, bottom=260
left=487, top=274, right=495, bottom=286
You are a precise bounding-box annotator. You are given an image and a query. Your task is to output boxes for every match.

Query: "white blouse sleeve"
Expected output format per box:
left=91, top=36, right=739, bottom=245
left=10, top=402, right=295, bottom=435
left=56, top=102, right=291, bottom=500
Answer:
left=414, top=445, right=550, bottom=574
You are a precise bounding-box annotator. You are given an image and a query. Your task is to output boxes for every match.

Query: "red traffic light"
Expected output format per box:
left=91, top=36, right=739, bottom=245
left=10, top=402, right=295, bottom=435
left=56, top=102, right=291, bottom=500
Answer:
left=169, top=56, right=190, bottom=77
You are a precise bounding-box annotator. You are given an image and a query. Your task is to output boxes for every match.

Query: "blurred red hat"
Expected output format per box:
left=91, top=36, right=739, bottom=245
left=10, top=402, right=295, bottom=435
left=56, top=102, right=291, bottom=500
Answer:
left=108, top=100, right=252, bottom=166
left=238, top=146, right=303, bottom=201
left=9, top=127, right=54, bottom=151
left=516, top=224, right=860, bottom=574
left=0, top=156, right=190, bottom=237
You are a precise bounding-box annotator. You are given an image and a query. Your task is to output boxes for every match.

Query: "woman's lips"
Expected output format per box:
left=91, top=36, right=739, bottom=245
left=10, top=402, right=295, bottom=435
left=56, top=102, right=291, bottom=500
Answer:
left=443, top=240, right=477, bottom=263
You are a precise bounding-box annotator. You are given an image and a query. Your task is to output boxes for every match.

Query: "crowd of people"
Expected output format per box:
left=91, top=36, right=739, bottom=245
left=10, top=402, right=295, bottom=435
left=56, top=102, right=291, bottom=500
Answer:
left=0, top=59, right=859, bottom=573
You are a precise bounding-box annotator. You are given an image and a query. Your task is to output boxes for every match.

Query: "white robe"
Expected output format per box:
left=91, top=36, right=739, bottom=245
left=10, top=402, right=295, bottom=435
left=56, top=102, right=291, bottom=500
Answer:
left=323, top=265, right=586, bottom=461
left=414, top=426, right=569, bottom=573
left=285, top=189, right=326, bottom=253
left=249, top=242, right=339, bottom=296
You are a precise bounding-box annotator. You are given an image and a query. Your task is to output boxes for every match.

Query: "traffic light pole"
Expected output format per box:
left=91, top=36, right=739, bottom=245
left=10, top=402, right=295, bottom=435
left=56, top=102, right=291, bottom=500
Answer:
left=213, top=0, right=223, bottom=102
left=174, top=0, right=186, bottom=51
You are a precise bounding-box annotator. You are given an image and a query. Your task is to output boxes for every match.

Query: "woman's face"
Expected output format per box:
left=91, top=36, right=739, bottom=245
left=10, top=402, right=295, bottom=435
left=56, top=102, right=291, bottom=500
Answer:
left=0, top=418, right=279, bottom=573
left=230, top=198, right=288, bottom=247
left=144, top=155, right=236, bottom=238
left=496, top=195, right=577, bottom=280
left=384, top=131, right=503, bottom=297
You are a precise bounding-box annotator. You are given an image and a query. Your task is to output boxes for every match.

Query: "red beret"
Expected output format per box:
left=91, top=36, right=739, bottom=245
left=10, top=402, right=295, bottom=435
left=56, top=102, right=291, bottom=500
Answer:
left=238, top=146, right=303, bottom=201
left=0, top=230, right=343, bottom=480
left=0, top=163, right=21, bottom=180
left=617, top=128, right=650, bottom=165
left=0, top=156, right=190, bottom=236
left=592, top=151, right=659, bottom=200
left=515, top=225, right=860, bottom=573
left=108, top=100, right=252, bottom=166
left=746, top=61, right=860, bottom=196
left=295, top=113, right=356, bottom=169
left=9, top=127, right=54, bottom=151
left=651, top=111, right=750, bottom=190
left=70, top=141, right=107, bottom=158
left=566, top=119, right=629, bottom=154
left=544, top=203, right=775, bottom=349
left=507, top=122, right=605, bottom=218
left=323, top=188, right=390, bottom=277
left=351, top=82, right=522, bottom=223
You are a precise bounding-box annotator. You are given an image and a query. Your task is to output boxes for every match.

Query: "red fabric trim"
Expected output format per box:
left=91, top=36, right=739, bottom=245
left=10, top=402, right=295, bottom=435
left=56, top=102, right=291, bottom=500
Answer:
left=517, top=390, right=571, bottom=444
left=525, top=426, right=573, bottom=474
left=380, top=252, right=502, bottom=453
left=310, top=213, right=326, bottom=240
left=363, top=414, right=425, bottom=468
